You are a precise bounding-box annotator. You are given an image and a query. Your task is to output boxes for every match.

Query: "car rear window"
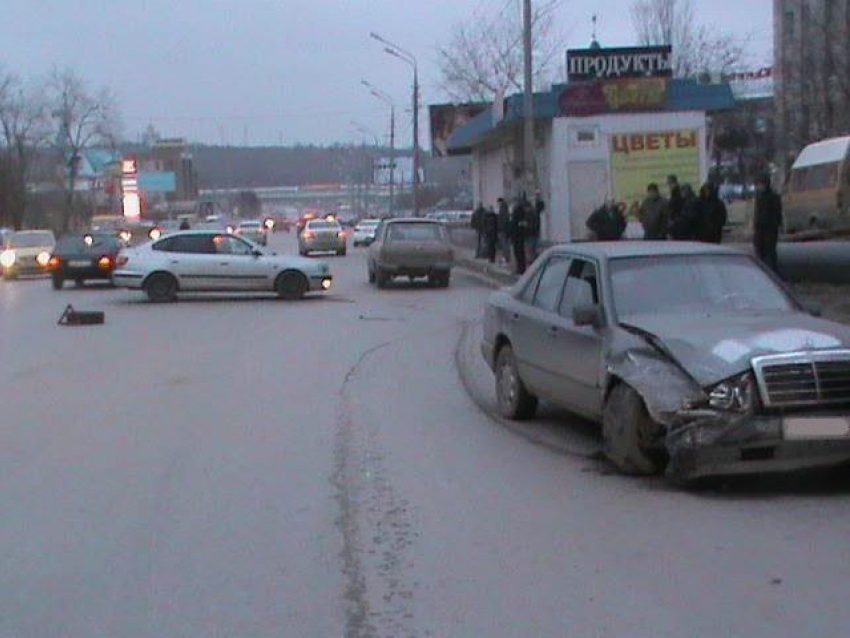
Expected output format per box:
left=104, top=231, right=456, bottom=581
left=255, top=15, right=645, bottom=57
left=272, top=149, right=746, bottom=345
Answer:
left=55, top=235, right=119, bottom=253
left=387, top=224, right=445, bottom=242
left=307, top=221, right=339, bottom=230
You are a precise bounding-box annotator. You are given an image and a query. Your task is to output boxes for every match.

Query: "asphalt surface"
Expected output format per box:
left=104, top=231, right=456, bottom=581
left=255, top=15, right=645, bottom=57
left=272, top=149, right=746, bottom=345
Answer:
left=2, top=232, right=850, bottom=637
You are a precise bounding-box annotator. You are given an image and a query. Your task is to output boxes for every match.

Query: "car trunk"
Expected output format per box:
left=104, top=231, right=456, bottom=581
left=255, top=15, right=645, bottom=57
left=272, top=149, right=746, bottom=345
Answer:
left=384, top=240, right=450, bottom=267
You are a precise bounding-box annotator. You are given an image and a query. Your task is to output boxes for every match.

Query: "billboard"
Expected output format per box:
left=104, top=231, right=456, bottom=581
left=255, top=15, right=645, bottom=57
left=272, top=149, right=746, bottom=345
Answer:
left=567, top=46, right=673, bottom=82
left=724, top=67, right=773, bottom=101
left=429, top=102, right=488, bottom=157
left=610, top=130, right=701, bottom=207
left=560, top=78, right=668, bottom=116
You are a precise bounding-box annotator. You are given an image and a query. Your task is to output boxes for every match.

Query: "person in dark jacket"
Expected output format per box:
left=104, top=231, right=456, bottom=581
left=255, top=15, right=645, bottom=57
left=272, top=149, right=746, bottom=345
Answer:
left=471, top=202, right=486, bottom=258
left=753, top=175, right=783, bottom=272
left=669, top=183, right=700, bottom=240
left=482, top=205, right=498, bottom=263
left=510, top=195, right=529, bottom=274
left=586, top=199, right=627, bottom=241
left=497, top=197, right=512, bottom=265
left=638, top=183, right=668, bottom=240
left=667, top=174, right=684, bottom=227
left=697, top=183, right=728, bottom=243
left=179, top=219, right=191, bottom=230
left=526, top=191, right=545, bottom=261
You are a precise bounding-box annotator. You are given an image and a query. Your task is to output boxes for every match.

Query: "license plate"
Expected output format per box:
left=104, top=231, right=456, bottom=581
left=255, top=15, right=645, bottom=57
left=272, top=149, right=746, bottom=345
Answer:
left=784, top=417, right=850, bottom=440
left=68, top=260, right=90, bottom=268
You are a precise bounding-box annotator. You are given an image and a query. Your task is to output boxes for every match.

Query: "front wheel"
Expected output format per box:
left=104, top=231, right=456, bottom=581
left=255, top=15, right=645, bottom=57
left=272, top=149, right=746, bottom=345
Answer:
left=275, top=270, right=308, bottom=300
left=145, top=273, right=178, bottom=303
left=495, top=345, right=537, bottom=420
left=51, top=274, right=64, bottom=290
left=602, top=384, right=663, bottom=476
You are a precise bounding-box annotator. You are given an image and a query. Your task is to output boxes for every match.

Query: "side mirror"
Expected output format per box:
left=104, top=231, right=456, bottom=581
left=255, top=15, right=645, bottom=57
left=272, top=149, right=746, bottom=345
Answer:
left=573, top=303, right=605, bottom=328
left=252, top=249, right=263, bottom=258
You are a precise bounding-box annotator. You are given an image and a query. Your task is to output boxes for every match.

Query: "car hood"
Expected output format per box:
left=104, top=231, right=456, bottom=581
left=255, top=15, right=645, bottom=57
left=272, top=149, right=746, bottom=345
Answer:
left=8, top=246, right=53, bottom=256
left=620, top=312, right=850, bottom=387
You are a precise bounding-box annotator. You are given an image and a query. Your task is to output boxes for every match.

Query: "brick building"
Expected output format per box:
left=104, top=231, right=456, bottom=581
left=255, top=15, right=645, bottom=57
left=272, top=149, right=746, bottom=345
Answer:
left=774, top=0, right=850, bottom=175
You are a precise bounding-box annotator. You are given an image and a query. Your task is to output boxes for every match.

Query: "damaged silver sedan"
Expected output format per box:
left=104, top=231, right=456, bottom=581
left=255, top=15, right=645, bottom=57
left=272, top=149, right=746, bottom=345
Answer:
left=481, top=242, right=850, bottom=484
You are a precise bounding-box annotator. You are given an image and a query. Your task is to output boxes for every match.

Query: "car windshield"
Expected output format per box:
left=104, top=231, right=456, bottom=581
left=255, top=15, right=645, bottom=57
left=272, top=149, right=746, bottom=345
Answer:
left=307, top=221, right=338, bottom=230
left=610, top=254, right=795, bottom=319
left=55, top=235, right=119, bottom=253
left=387, top=224, right=444, bottom=242
left=9, top=232, right=54, bottom=248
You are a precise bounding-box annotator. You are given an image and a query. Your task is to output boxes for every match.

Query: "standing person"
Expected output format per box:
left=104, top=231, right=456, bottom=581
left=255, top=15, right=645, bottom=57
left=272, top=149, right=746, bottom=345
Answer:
left=586, top=198, right=627, bottom=241
left=697, top=183, right=728, bottom=244
left=669, top=183, right=700, bottom=240
left=483, top=205, right=498, bottom=263
left=753, top=175, right=783, bottom=272
left=511, top=195, right=529, bottom=274
left=497, top=197, right=512, bottom=266
left=638, top=183, right=668, bottom=240
left=667, top=175, right=683, bottom=228
left=526, top=191, right=545, bottom=261
left=471, top=202, right=486, bottom=258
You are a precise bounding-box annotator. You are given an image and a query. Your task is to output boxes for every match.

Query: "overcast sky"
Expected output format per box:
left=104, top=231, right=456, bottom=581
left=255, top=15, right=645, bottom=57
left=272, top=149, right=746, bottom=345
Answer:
left=1, top=0, right=772, bottom=147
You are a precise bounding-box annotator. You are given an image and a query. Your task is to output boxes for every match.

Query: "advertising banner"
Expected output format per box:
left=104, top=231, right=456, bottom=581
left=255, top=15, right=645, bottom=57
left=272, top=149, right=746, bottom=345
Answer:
left=560, top=77, right=668, bottom=116
left=429, top=102, right=488, bottom=157
left=610, top=130, right=701, bottom=207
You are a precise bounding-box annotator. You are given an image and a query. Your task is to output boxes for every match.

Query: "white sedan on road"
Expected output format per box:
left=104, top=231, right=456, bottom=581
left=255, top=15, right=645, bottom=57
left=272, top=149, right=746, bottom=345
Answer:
left=112, top=230, right=333, bottom=302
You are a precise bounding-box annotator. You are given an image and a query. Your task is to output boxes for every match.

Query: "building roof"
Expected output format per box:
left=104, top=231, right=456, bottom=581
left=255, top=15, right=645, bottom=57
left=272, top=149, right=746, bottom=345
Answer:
left=446, top=79, right=736, bottom=155
left=549, top=240, right=743, bottom=260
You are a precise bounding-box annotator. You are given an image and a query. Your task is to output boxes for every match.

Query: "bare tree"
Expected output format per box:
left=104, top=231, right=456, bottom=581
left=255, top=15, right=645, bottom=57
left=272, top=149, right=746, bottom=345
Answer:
left=0, top=70, right=46, bottom=229
left=436, top=0, right=566, bottom=103
left=631, top=0, right=748, bottom=78
left=45, top=67, right=119, bottom=232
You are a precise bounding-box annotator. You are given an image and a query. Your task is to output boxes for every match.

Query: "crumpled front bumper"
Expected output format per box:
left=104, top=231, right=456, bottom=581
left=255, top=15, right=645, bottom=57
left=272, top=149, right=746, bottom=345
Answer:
left=665, top=410, right=850, bottom=482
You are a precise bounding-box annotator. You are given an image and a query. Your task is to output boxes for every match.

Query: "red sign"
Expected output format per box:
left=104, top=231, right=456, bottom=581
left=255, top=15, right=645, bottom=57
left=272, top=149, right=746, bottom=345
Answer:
left=560, top=78, right=668, bottom=117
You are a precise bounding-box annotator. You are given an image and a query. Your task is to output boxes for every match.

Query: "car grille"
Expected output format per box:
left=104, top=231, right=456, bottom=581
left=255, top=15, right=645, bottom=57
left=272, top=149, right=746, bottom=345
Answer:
left=753, top=351, right=850, bottom=408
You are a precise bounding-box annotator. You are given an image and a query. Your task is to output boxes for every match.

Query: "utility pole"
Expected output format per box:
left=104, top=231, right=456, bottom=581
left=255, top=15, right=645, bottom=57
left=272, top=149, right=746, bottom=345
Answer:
left=362, top=80, right=396, bottom=218
left=522, top=0, right=535, bottom=197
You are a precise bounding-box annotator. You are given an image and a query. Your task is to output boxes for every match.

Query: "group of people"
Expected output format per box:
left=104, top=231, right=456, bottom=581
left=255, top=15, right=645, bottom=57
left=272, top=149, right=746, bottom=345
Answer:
left=471, top=192, right=545, bottom=275
left=586, top=173, right=784, bottom=271
left=586, top=175, right=729, bottom=244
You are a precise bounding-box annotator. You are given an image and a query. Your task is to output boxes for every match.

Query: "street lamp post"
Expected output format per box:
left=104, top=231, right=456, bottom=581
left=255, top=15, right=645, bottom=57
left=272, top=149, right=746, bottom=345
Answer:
left=370, top=32, right=420, bottom=216
left=351, top=120, right=380, bottom=217
left=361, top=80, right=396, bottom=218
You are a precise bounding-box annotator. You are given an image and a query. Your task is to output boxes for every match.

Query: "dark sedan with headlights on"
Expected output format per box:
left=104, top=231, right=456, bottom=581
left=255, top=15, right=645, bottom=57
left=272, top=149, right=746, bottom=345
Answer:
left=482, top=242, right=850, bottom=486
left=48, top=233, right=123, bottom=289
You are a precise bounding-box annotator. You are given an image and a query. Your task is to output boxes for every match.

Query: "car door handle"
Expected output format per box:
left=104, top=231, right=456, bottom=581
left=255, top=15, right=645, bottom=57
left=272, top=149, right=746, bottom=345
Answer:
left=170, top=260, right=180, bottom=265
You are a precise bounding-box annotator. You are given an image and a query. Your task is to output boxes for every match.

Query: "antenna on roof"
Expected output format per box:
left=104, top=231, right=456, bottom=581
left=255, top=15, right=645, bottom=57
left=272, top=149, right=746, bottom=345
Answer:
left=590, top=14, right=601, bottom=50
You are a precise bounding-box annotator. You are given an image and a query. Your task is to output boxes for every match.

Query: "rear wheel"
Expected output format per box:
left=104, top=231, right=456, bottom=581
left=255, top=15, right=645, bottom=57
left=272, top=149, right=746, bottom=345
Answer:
left=145, top=273, right=178, bottom=303
left=51, top=274, right=64, bottom=290
left=376, top=268, right=390, bottom=289
left=603, top=384, right=663, bottom=476
left=74, top=278, right=84, bottom=288
left=275, top=270, right=308, bottom=300
left=495, top=344, right=537, bottom=420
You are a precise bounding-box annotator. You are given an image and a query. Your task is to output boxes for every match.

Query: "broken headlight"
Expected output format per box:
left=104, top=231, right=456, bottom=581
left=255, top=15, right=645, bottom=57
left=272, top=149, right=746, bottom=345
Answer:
left=708, top=372, right=756, bottom=413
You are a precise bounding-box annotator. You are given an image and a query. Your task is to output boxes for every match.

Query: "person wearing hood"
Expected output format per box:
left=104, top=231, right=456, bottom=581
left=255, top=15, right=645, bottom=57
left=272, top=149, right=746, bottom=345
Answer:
left=753, top=174, right=783, bottom=272
left=668, top=183, right=700, bottom=240
left=586, top=198, right=627, bottom=241
left=638, top=183, right=669, bottom=240
left=697, top=182, right=728, bottom=244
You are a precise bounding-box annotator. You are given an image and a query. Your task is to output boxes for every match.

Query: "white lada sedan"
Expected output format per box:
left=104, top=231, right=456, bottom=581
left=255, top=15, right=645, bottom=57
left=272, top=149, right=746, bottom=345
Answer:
left=112, top=230, right=332, bottom=302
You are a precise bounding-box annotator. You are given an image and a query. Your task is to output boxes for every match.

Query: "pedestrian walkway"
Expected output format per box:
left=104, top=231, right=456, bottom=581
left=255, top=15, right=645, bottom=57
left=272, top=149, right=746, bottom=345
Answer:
left=452, top=241, right=519, bottom=287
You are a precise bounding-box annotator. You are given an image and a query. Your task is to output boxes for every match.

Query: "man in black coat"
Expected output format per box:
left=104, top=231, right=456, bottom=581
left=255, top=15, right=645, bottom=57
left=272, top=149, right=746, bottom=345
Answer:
left=669, top=184, right=700, bottom=240
left=497, top=197, right=512, bottom=265
left=510, top=195, right=529, bottom=274
left=471, top=202, right=486, bottom=258
left=482, top=206, right=498, bottom=263
left=667, top=174, right=684, bottom=227
left=586, top=199, right=627, bottom=241
left=753, top=175, right=783, bottom=272
left=697, top=183, right=728, bottom=244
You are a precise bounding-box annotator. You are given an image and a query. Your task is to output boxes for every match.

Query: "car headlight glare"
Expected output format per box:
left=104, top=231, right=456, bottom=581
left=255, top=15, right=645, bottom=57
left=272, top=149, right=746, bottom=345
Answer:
left=709, top=372, right=756, bottom=413
left=0, top=250, right=16, bottom=268
left=36, top=251, right=51, bottom=266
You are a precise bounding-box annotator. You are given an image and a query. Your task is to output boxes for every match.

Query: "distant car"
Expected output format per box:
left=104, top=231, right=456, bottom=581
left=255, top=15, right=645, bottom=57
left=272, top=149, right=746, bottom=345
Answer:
left=112, top=230, right=332, bottom=302
left=482, top=241, right=850, bottom=485
left=235, top=219, right=268, bottom=246
left=299, top=219, right=346, bottom=256
left=367, top=218, right=454, bottom=288
left=352, top=219, right=382, bottom=247
left=48, top=233, right=122, bottom=289
left=0, top=230, right=56, bottom=280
